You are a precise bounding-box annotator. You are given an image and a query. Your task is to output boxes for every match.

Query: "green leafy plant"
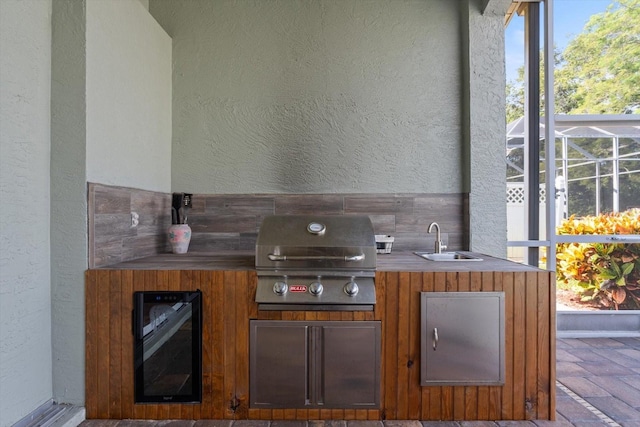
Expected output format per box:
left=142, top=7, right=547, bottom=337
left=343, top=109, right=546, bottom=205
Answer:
left=556, top=209, right=640, bottom=309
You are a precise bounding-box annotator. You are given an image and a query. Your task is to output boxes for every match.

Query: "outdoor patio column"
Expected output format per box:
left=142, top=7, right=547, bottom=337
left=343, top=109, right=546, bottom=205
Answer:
left=462, top=0, right=509, bottom=257
left=524, top=1, right=541, bottom=267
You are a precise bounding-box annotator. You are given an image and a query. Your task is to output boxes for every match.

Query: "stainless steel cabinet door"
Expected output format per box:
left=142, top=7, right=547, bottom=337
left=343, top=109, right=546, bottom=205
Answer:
left=420, top=292, right=505, bottom=386
left=250, top=321, right=308, bottom=407
left=250, top=320, right=380, bottom=408
left=321, top=322, right=380, bottom=407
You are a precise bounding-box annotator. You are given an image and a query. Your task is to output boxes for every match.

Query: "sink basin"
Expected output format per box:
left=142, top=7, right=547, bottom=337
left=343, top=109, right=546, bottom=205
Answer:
left=414, top=251, right=483, bottom=261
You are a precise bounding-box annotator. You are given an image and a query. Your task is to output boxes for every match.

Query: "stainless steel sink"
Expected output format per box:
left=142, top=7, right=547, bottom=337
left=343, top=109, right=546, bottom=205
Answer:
left=414, top=251, right=483, bottom=261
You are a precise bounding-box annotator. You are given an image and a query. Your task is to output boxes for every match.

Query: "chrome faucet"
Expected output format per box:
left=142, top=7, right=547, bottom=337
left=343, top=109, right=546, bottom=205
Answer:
left=428, top=222, right=447, bottom=254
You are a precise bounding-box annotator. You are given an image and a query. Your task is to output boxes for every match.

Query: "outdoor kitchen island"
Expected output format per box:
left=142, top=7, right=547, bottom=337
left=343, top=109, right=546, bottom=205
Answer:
left=85, top=251, right=555, bottom=422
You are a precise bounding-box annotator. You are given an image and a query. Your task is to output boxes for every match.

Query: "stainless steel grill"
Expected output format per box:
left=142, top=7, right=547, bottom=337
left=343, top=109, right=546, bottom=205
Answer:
left=255, top=215, right=377, bottom=310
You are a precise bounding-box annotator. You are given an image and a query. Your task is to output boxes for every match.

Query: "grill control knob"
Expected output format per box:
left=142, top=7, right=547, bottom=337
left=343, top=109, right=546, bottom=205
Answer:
left=309, top=277, right=323, bottom=296
left=344, top=279, right=359, bottom=297
left=273, top=281, right=288, bottom=296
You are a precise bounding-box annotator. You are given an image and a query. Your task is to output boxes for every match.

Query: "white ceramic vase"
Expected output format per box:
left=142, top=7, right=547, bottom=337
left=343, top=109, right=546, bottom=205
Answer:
left=168, top=224, right=192, bottom=254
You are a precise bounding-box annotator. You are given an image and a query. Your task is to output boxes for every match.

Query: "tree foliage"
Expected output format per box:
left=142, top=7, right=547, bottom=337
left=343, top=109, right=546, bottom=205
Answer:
left=556, top=0, right=640, bottom=114
left=505, top=0, right=640, bottom=217
left=506, top=0, right=640, bottom=119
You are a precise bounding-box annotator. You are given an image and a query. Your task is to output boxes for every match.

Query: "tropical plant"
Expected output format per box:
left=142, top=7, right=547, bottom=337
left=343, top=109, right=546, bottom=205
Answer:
left=556, top=209, right=640, bottom=309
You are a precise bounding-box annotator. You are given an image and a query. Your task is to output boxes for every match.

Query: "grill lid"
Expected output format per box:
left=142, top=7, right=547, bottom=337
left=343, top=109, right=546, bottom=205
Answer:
left=255, top=215, right=377, bottom=272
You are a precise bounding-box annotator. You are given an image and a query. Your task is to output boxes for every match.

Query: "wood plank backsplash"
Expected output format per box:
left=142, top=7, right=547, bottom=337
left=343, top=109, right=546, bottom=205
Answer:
left=88, top=183, right=172, bottom=268
left=89, top=183, right=469, bottom=267
left=187, top=193, right=469, bottom=253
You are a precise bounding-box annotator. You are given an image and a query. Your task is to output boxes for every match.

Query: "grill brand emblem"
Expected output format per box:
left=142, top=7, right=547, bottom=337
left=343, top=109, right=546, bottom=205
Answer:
left=290, top=285, right=307, bottom=293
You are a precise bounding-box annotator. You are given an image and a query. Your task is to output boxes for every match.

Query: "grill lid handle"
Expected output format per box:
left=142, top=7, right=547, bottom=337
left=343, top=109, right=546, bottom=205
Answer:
left=267, top=254, right=365, bottom=262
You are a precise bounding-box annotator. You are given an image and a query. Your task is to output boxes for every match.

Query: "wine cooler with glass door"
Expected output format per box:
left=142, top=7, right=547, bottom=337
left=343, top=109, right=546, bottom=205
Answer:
left=133, top=290, right=202, bottom=403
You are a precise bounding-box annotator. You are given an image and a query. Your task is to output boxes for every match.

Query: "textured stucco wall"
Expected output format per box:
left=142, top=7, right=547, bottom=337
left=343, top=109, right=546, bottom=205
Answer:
left=86, top=0, right=172, bottom=193
left=50, top=0, right=172, bottom=405
left=51, top=0, right=87, bottom=406
left=0, top=0, right=53, bottom=425
left=150, top=0, right=462, bottom=194
left=463, top=0, right=508, bottom=257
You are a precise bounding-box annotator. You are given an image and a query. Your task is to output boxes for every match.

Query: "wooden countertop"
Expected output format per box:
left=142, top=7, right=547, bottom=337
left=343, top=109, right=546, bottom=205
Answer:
left=96, top=250, right=543, bottom=272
